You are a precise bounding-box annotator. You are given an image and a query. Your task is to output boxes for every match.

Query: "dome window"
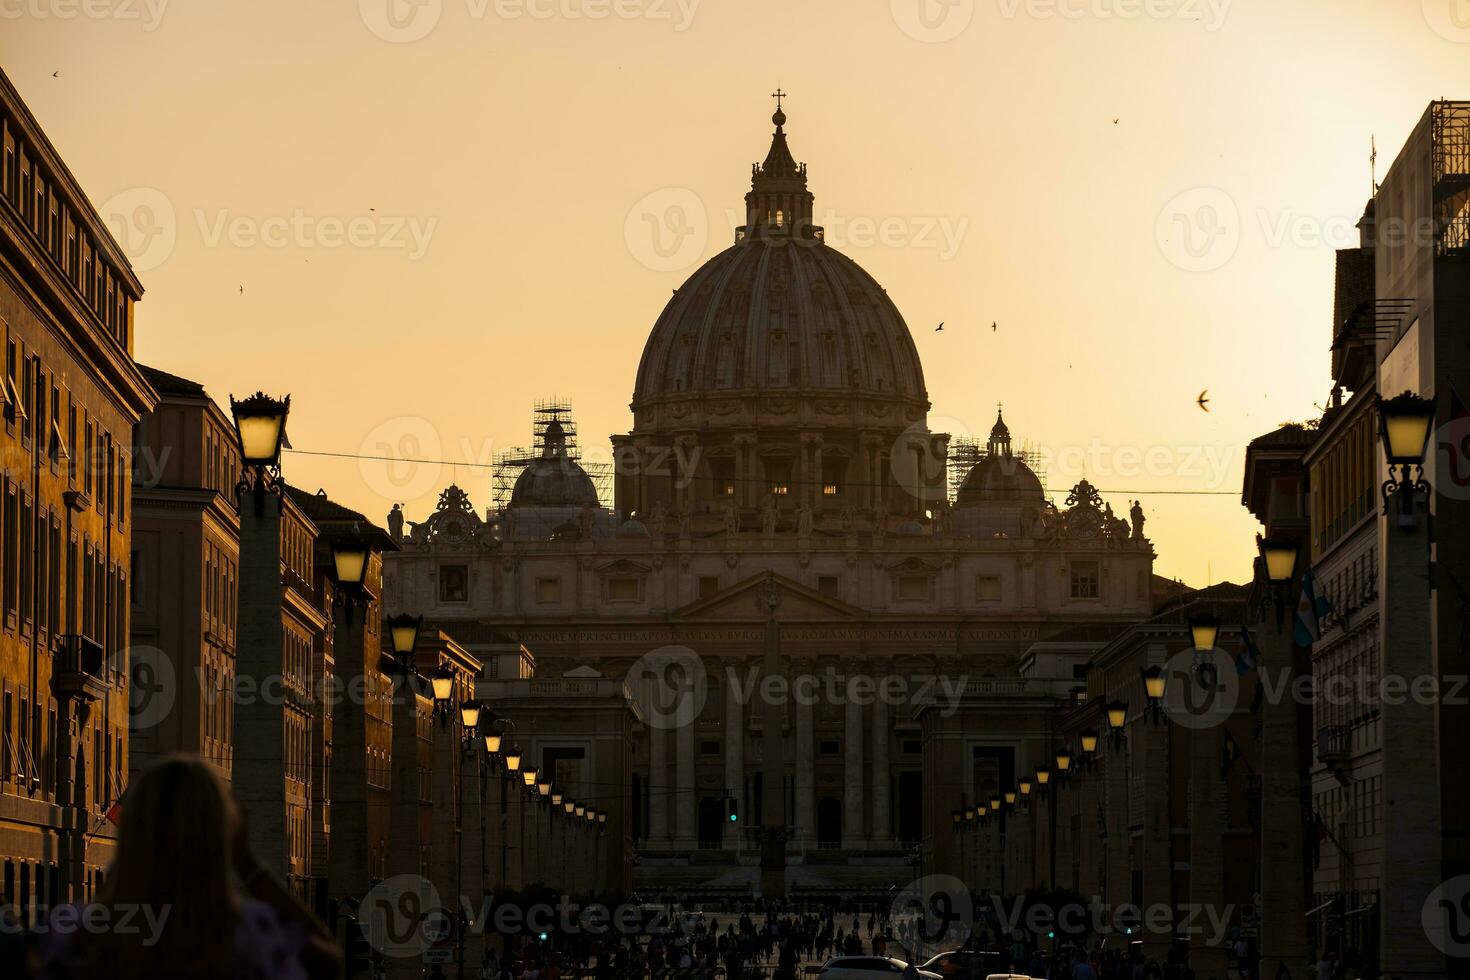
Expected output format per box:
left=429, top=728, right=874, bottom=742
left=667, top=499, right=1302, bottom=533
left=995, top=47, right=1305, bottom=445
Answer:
left=775, top=209, right=785, bottom=228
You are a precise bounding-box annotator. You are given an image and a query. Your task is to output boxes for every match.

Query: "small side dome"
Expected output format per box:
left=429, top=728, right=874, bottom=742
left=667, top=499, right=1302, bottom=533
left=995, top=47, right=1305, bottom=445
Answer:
left=618, top=518, right=650, bottom=538
left=509, top=420, right=599, bottom=508
left=955, top=407, right=1045, bottom=508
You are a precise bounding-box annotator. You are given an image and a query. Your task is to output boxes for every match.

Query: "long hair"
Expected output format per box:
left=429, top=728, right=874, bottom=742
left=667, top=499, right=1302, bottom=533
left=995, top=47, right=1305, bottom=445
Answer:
left=75, top=754, right=242, bottom=979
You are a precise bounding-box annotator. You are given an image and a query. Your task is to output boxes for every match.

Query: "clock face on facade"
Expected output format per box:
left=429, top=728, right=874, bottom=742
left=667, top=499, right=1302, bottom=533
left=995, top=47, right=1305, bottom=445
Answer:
left=1065, top=506, right=1101, bottom=539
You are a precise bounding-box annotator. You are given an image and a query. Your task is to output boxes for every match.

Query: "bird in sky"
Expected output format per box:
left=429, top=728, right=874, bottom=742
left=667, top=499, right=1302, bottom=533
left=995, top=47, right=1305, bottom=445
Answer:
left=1112, top=117, right=1119, bottom=124
left=1196, top=390, right=1211, bottom=412
left=238, top=285, right=244, bottom=295
left=934, top=322, right=944, bottom=332
left=52, top=71, right=60, bottom=78
left=991, top=321, right=997, bottom=332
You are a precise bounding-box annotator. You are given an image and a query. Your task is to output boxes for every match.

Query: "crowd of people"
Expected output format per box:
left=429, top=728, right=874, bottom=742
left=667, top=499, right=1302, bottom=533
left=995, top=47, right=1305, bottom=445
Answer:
left=0, top=753, right=1370, bottom=980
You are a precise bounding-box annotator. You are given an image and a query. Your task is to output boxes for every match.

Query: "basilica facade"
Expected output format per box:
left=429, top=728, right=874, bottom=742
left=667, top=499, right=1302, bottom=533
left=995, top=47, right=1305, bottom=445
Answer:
left=383, top=104, right=1156, bottom=898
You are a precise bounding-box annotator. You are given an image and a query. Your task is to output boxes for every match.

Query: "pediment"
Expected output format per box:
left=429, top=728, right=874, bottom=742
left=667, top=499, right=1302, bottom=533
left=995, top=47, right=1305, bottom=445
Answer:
left=669, top=572, right=867, bottom=623
left=564, top=665, right=602, bottom=678
left=594, top=558, right=652, bottom=576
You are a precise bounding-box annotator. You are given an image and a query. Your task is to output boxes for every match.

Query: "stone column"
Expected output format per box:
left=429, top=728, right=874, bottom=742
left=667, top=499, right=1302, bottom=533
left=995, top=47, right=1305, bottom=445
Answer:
left=328, top=607, right=371, bottom=905
left=1104, top=734, right=1131, bottom=914
left=843, top=662, right=865, bottom=848
left=724, top=662, right=744, bottom=850
left=1255, top=607, right=1311, bottom=979
left=1077, top=767, right=1099, bottom=899
left=1378, top=498, right=1443, bottom=978
left=647, top=672, right=669, bottom=845
left=675, top=702, right=696, bottom=849
left=235, top=494, right=289, bottom=882
left=871, top=678, right=891, bottom=845
left=1190, top=723, right=1229, bottom=980
left=795, top=660, right=814, bottom=849
left=1140, top=700, right=1172, bottom=964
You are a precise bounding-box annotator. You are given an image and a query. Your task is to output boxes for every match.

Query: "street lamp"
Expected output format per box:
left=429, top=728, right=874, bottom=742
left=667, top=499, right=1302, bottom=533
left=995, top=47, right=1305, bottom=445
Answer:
left=329, top=531, right=372, bottom=619
left=597, top=812, right=606, bottom=827
left=1378, top=390, right=1435, bottom=524
left=484, top=731, right=502, bottom=754
left=575, top=804, right=586, bottom=818
left=552, top=791, right=563, bottom=806
left=1035, top=767, right=1051, bottom=795
left=1105, top=700, right=1128, bottom=750
left=386, top=613, right=422, bottom=673
left=1189, top=612, right=1220, bottom=652
left=563, top=800, right=575, bottom=815
left=989, top=796, right=1001, bottom=812
left=1141, top=666, right=1166, bottom=724
left=521, top=767, right=537, bottom=789
left=460, top=700, right=482, bottom=731
left=537, top=779, right=551, bottom=798
left=504, top=746, right=522, bottom=773
left=1018, top=777, right=1033, bottom=801
left=229, top=392, right=290, bottom=514
left=952, top=809, right=962, bottom=827
left=1054, top=746, right=1073, bottom=783
left=1004, top=790, right=1017, bottom=808
left=1258, top=534, right=1301, bottom=629
left=1078, top=730, right=1099, bottom=772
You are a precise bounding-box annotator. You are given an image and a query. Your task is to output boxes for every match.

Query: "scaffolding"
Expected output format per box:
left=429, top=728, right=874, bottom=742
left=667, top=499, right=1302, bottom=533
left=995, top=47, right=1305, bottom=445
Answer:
left=490, top=399, right=613, bottom=511
left=1432, top=101, right=1470, bottom=258
left=946, top=435, right=1048, bottom=502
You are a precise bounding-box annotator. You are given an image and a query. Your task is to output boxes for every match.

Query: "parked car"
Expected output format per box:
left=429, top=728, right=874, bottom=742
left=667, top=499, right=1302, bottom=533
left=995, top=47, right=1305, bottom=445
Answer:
left=818, top=956, right=943, bottom=980
left=919, top=950, right=1005, bottom=977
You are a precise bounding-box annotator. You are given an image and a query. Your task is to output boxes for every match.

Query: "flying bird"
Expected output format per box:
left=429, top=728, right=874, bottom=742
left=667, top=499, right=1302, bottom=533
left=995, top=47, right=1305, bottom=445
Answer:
left=238, top=285, right=244, bottom=295
left=990, top=321, right=997, bottom=332
left=1196, top=390, right=1211, bottom=412
left=934, top=322, right=944, bottom=332
left=1112, top=118, right=1118, bottom=125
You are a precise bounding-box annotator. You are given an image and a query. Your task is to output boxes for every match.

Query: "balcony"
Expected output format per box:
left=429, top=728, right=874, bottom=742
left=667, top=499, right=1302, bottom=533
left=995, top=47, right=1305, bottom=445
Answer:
left=1318, top=725, right=1351, bottom=766
left=54, top=634, right=108, bottom=704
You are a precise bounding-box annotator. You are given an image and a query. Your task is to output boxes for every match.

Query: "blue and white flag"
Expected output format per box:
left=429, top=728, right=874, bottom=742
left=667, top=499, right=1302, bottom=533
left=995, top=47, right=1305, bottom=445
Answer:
left=1235, top=626, right=1261, bottom=675
left=1294, top=567, right=1332, bottom=647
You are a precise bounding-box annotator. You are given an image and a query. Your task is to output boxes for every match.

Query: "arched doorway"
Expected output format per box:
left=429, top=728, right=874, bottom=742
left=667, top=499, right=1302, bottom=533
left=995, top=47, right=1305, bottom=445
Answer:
left=817, top=796, right=842, bottom=848
left=698, top=797, right=724, bottom=849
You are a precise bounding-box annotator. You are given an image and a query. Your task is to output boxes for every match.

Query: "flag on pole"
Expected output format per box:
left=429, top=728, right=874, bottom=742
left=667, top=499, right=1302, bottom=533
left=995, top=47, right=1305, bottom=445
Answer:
left=1235, top=626, right=1262, bottom=675
left=1295, top=567, right=1332, bottom=647
left=105, top=788, right=126, bottom=827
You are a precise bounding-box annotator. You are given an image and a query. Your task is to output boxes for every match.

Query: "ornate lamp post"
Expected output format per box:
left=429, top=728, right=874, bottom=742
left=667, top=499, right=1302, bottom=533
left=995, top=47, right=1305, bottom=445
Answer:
left=1378, top=390, right=1435, bottom=525
left=1140, top=666, right=1167, bottom=725
left=229, top=392, right=290, bottom=514
left=386, top=613, right=422, bottom=674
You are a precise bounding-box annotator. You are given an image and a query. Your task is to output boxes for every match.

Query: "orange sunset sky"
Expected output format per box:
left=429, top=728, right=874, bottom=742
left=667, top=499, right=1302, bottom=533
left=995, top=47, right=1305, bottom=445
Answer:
left=5, top=0, right=1470, bottom=584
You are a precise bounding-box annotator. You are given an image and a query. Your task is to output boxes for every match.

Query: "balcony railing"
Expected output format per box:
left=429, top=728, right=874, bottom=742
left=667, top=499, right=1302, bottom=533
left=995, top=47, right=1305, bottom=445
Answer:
left=1318, top=725, right=1351, bottom=765
left=55, top=634, right=108, bottom=703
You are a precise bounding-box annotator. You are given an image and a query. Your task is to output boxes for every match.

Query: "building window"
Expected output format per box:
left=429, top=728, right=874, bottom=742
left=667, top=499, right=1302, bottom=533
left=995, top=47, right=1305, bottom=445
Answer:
left=1070, top=561, right=1100, bottom=600
left=896, top=575, right=929, bottom=601
left=817, top=575, right=840, bottom=599
left=902, top=739, right=922, bottom=755
left=699, top=740, right=721, bottom=756
left=437, top=564, right=468, bottom=603
left=976, top=575, right=1001, bottom=602
left=606, top=577, right=639, bottom=603
left=819, top=740, right=840, bottom=756
left=698, top=576, right=720, bottom=599
left=534, top=577, right=561, bottom=604
left=765, top=459, right=792, bottom=496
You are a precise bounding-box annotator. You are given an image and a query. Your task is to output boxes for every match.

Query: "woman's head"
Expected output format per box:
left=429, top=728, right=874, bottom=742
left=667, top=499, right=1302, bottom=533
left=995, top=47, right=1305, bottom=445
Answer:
left=89, top=753, right=243, bottom=979
left=105, top=753, right=240, bottom=909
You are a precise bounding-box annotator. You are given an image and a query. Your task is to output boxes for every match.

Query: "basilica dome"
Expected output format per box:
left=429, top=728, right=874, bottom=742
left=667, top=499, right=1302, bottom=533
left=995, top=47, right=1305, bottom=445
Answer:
left=630, top=106, right=928, bottom=435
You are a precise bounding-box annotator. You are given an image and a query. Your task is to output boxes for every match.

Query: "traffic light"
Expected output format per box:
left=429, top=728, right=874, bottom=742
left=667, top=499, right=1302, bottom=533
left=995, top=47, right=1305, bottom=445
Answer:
left=727, top=798, right=738, bottom=823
